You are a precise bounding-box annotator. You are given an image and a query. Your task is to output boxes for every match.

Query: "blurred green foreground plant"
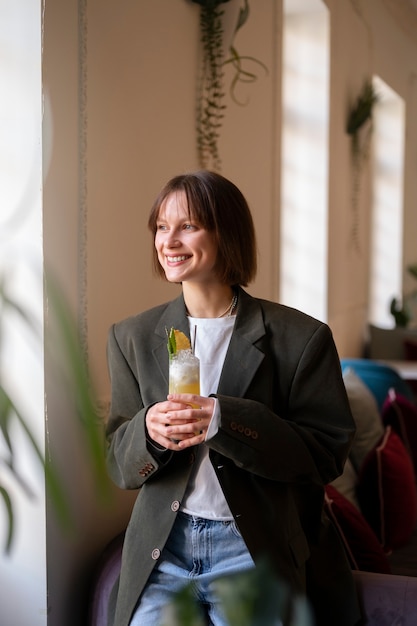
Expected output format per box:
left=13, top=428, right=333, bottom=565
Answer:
left=162, top=560, right=313, bottom=626
left=0, top=272, right=109, bottom=553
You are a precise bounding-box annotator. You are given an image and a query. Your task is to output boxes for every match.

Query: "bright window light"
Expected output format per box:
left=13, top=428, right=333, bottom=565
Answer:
left=369, top=76, right=405, bottom=328
left=0, top=2, right=46, bottom=624
left=280, top=0, right=330, bottom=322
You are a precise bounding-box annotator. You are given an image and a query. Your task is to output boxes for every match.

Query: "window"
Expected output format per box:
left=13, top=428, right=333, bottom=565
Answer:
left=369, top=76, right=405, bottom=328
left=0, top=2, right=46, bottom=624
left=280, top=0, right=330, bottom=321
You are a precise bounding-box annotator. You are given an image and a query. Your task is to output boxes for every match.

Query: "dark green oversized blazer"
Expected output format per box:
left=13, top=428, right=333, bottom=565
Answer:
left=106, top=287, right=361, bottom=626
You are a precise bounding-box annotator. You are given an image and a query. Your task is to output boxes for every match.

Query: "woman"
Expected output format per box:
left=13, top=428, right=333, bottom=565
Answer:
left=106, top=171, right=361, bottom=626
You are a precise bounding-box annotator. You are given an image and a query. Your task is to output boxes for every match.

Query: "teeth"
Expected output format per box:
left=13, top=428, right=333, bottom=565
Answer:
left=167, top=255, right=189, bottom=262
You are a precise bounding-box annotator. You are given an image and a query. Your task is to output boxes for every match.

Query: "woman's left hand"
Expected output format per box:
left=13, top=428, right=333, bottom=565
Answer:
left=164, top=394, right=215, bottom=449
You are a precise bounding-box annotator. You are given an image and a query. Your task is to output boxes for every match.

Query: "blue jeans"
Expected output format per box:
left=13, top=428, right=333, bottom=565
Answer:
left=129, top=511, right=256, bottom=625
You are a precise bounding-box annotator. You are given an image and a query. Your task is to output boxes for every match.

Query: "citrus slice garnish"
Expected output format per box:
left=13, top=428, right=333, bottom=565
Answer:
left=166, top=327, right=191, bottom=356
left=174, top=329, right=191, bottom=351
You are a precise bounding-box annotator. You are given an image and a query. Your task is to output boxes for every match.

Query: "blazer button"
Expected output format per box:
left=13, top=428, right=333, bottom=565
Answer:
left=230, top=421, right=237, bottom=431
left=244, top=427, right=251, bottom=437
left=139, top=461, right=155, bottom=477
left=251, top=431, right=259, bottom=440
left=171, top=500, right=180, bottom=512
left=151, top=548, right=160, bottom=560
left=237, top=424, right=244, bottom=433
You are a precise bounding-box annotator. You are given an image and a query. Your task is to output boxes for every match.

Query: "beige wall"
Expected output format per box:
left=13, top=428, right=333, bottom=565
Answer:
left=85, top=0, right=282, bottom=400
left=42, top=1, right=417, bottom=623
left=326, top=0, right=417, bottom=355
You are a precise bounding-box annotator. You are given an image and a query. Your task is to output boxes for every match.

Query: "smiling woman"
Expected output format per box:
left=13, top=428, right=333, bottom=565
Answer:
left=105, top=170, right=361, bottom=626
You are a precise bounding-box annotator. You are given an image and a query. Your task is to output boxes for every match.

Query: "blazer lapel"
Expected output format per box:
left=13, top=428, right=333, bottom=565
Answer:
left=217, top=288, right=266, bottom=398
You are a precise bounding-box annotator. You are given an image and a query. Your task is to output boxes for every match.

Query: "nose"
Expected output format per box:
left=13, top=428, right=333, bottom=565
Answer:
left=165, top=233, right=181, bottom=248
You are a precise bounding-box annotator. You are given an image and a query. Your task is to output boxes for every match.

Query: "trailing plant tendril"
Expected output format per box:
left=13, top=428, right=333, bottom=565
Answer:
left=196, top=3, right=226, bottom=170
left=193, top=0, right=267, bottom=170
left=224, top=47, right=268, bottom=106
left=346, top=80, right=379, bottom=252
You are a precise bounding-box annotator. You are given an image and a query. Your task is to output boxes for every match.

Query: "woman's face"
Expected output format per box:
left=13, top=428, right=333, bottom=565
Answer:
left=154, top=191, right=219, bottom=286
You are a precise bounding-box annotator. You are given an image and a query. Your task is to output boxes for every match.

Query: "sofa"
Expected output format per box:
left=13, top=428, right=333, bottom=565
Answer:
left=323, top=359, right=417, bottom=624
left=329, top=360, right=417, bottom=577
left=88, top=359, right=417, bottom=625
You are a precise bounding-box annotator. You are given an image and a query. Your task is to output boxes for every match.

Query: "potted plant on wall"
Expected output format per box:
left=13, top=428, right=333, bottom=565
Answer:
left=390, top=263, right=417, bottom=328
left=346, top=80, right=379, bottom=250
left=191, top=0, right=267, bottom=170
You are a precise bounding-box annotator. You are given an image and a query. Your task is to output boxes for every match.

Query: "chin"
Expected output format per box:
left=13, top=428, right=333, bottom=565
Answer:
left=164, top=272, right=185, bottom=283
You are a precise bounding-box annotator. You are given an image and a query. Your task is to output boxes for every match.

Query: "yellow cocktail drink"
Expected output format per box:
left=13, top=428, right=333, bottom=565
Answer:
left=169, top=349, right=200, bottom=400
left=170, top=381, right=200, bottom=395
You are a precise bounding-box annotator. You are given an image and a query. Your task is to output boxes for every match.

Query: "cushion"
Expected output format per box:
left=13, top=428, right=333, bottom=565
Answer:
left=343, top=367, right=384, bottom=472
left=341, top=358, right=415, bottom=411
left=382, top=388, right=417, bottom=476
left=324, top=485, right=391, bottom=574
left=330, top=457, right=360, bottom=509
left=357, top=426, right=417, bottom=551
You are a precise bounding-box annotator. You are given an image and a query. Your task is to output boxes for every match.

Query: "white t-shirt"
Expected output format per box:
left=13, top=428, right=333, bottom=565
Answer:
left=180, top=315, right=235, bottom=520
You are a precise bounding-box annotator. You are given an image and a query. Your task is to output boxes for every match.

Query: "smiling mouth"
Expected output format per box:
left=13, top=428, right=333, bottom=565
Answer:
left=166, top=255, right=191, bottom=263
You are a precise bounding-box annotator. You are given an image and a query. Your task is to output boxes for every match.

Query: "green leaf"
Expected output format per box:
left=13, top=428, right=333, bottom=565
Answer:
left=161, top=584, right=206, bottom=626
left=166, top=327, right=176, bottom=357
left=165, top=561, right=313, bottom=626
left=0, top=276, right=41, bottom=340
left=45, top=274, right=110, bottom=502
left=0, top=387, right=14, bottom=455
left=346, top=80, right=379, bottom=135
left=235, top=0, right=249, bottom=33
left=0, top=265, right=112, bottom=554
left=213, top=561, right=314, bottom=626
left=390, top=297, right=411, bottom=328
left=407, top=264, right=417, bottom=281
left=7, top=386, right=73, bottom=528
left=0, top=486, right=14, bottom=553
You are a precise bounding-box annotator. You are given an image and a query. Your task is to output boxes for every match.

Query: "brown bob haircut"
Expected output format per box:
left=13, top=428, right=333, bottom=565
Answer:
left=148, top=170, right=257, bottom=286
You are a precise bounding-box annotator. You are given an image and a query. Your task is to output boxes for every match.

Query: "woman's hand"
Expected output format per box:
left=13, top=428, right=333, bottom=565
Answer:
left=146, top=394, right=215, bottom=450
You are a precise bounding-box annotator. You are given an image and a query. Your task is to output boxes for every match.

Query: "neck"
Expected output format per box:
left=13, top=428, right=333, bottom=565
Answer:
left=183, top=284, right=237, bottom=319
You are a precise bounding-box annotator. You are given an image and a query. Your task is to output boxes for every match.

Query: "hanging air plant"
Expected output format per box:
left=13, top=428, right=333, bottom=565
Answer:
left=192, top=0, right=267, bottom=171
left=346, top=80, right=379, bottom=251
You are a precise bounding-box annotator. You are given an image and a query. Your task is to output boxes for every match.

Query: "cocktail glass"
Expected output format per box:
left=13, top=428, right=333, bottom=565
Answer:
left=169, top=349, right=200, bottom=401
left=168, top=350, right=201, bottom=441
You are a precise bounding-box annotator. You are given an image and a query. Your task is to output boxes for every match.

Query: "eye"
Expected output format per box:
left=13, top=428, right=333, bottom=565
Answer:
left=156, top=223, right=168, bottom=231
left=183, top=223, right=197, bottom=231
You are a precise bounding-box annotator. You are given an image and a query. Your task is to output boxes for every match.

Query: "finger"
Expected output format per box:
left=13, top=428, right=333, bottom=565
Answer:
left=167, top=393, right=203, bottom=408
left=165, top=423, right=199, bottom=438
left=177, top=431, right=205, bottom=449
left=165, top=409, right=202, bottom=426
